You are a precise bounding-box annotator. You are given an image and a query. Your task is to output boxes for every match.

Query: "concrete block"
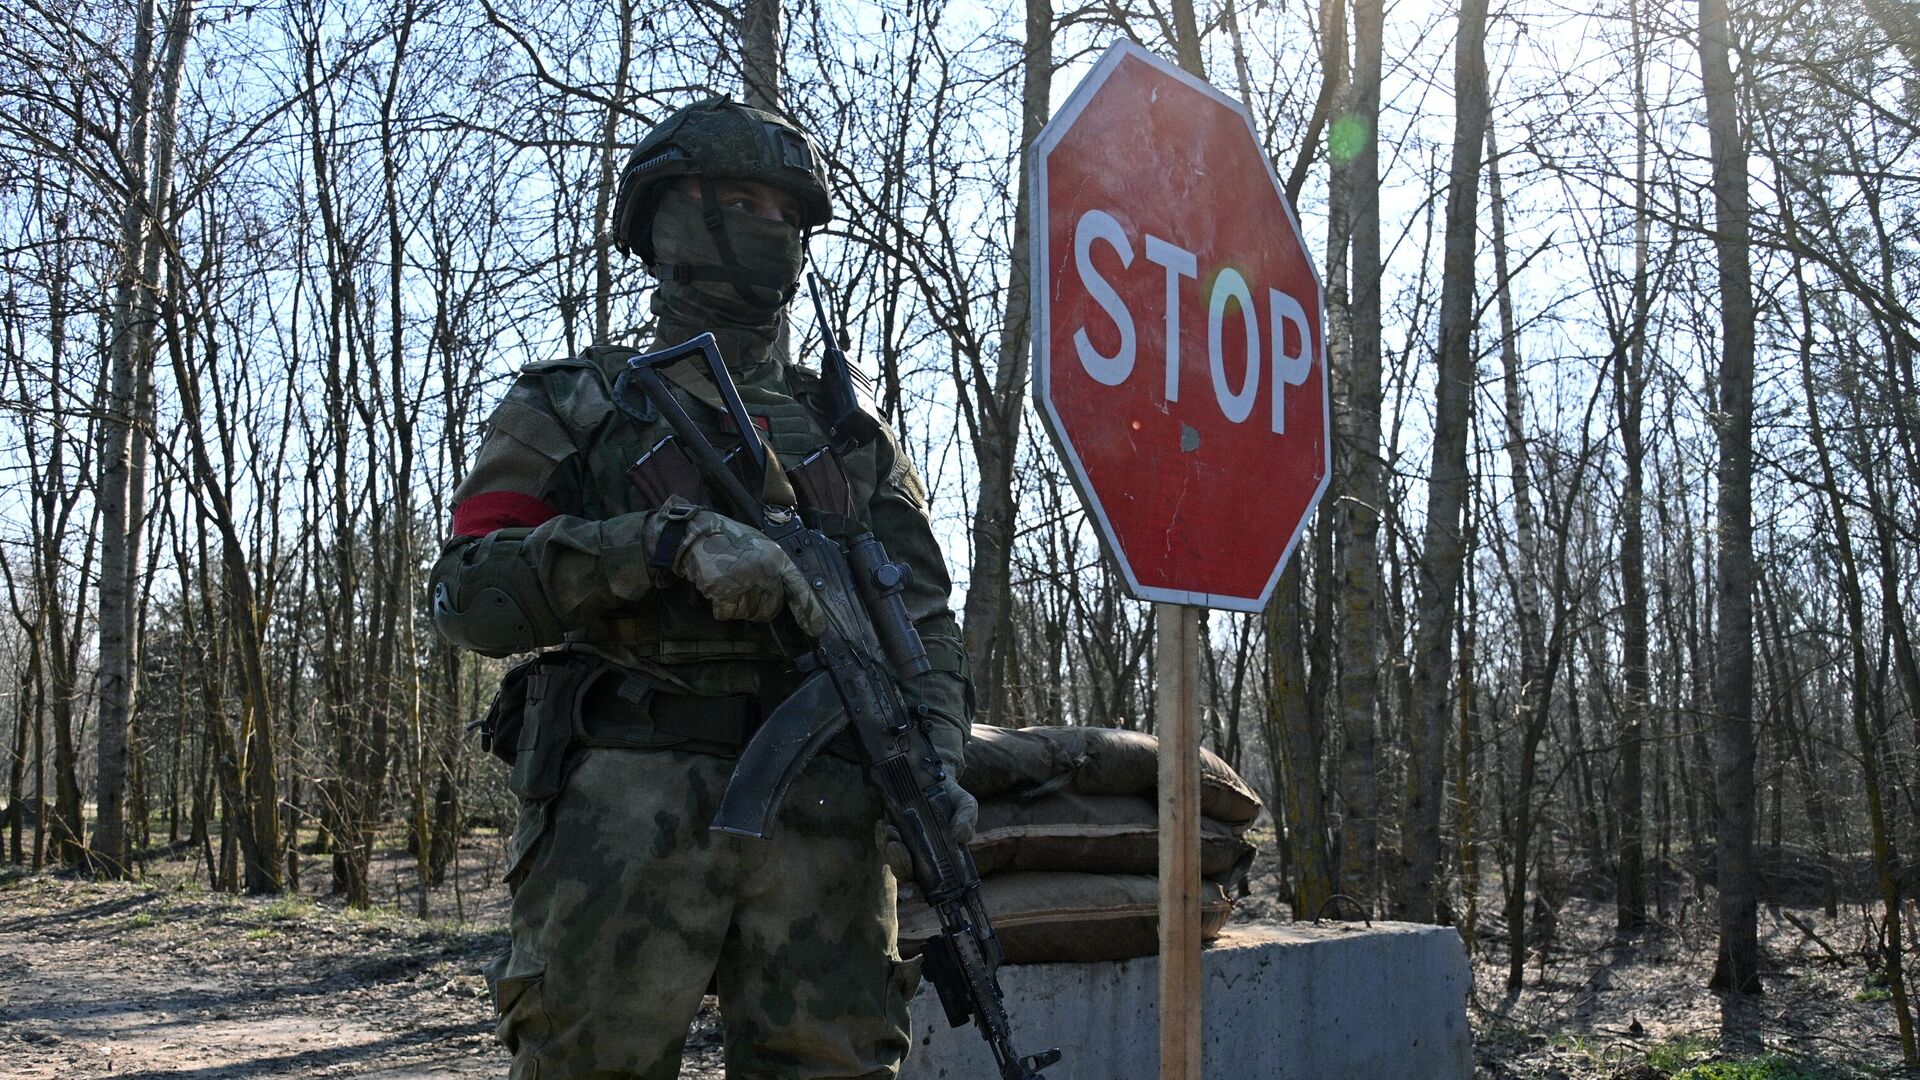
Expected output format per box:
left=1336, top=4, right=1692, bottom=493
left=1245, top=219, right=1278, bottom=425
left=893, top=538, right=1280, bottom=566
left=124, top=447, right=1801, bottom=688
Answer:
left=900, top=921, right=1471, bottom=1080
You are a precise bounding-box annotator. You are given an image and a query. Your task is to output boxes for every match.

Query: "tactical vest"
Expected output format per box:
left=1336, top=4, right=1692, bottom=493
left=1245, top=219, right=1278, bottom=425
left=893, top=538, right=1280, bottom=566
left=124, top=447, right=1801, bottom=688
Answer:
left=522, top=344, right=889, bottom=677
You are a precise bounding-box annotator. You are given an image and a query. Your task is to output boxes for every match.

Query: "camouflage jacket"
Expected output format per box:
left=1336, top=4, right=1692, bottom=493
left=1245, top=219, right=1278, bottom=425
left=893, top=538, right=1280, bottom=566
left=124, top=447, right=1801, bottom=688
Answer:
left=432, top=343, right=970, bottom=728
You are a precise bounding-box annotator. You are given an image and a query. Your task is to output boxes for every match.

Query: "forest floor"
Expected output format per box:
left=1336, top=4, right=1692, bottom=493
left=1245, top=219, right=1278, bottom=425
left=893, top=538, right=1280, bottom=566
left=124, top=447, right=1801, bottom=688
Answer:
left=1456, top=892, right=1916, bottom=1079
left=1, top=837, right=1915, bottom=1079
left=0, top=836, right=734, bottom=1079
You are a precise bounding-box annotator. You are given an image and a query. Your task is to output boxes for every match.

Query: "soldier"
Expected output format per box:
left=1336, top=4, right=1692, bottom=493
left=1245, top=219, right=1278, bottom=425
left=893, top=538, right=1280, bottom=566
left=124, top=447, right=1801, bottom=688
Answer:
left=430, top=98, right=976, bottom=1080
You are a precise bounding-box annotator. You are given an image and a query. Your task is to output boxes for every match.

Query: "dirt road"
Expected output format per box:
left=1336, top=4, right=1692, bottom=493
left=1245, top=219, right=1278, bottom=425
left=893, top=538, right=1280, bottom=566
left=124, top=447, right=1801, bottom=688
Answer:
left=0, top=871, right=510, bottom=1078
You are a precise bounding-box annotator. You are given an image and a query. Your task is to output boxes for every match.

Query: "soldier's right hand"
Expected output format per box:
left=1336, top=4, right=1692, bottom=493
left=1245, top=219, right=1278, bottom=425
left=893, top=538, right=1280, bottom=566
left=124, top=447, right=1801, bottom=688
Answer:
left=652, top=502, right=830, bottom=637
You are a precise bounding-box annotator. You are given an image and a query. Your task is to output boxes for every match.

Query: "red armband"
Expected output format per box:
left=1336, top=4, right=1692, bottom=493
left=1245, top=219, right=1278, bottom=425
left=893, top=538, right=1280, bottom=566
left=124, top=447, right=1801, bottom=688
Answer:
left=452, top=491, right=561, bottom=537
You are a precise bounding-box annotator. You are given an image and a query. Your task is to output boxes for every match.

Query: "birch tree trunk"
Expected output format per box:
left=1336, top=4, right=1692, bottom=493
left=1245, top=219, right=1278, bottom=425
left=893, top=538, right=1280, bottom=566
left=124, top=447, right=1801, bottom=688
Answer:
left=94, top=0, right=193, bottom=876
left=1313, top=0, right=1378, bottom=915
left=90, top=0, right=158, bottom=877
left=1334, top=0, right=1389, bottom=918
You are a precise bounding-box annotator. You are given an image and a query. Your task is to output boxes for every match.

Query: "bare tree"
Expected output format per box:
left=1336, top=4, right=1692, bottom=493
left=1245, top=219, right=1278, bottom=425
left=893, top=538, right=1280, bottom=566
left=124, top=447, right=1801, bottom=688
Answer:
left=961, top=0, right=1051, bottom=722
left=1698, top=0, right=1761, bottom=996
left=92, top=0, right=196, bottom=877
left=1611, top=0, right=1658, bottom=930
left=1397, top=0, right=1490, bottom=923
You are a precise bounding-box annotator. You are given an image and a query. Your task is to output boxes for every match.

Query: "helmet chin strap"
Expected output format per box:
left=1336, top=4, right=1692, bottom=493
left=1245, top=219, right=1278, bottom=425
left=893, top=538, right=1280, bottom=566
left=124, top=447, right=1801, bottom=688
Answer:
left=649, top=177, right=799, bottom=304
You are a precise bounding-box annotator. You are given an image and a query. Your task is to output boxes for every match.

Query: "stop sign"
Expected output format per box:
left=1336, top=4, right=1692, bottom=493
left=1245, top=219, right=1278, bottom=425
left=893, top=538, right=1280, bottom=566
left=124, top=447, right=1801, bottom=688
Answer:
left=1031, top=41, right=1330, bottom=612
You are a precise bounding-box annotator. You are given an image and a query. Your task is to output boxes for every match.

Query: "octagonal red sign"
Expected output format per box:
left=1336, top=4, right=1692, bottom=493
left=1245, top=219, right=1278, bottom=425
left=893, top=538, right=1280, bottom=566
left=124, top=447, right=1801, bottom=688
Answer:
left=1030, top=41, right=1330, bottom=612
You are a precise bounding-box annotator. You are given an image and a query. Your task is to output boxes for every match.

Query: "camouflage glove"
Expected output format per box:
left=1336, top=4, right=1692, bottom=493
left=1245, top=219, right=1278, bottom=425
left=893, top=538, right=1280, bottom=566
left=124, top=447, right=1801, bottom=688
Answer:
left=926, top=718, right=976, bottom=844
left=878, top=720, right=975, bottom=887
left=647, top=497, right=829, bottom=636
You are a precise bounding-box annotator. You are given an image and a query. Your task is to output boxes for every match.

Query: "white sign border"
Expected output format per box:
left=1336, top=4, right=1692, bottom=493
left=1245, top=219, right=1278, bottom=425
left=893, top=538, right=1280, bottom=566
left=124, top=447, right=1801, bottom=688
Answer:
left=1028, top=38, right=1333, bottom=614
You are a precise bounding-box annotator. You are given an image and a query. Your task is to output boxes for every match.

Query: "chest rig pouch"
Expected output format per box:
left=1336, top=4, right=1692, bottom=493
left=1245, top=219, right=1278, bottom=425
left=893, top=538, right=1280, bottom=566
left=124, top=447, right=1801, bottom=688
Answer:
left=787, top=446, right=862, bottom=539
left=476, top=653, right=596, bottom=799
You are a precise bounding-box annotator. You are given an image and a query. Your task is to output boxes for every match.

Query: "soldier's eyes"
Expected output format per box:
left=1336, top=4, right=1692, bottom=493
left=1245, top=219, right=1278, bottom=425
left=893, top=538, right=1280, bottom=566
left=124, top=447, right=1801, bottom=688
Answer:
left=724, top=194, right=801, bottom=229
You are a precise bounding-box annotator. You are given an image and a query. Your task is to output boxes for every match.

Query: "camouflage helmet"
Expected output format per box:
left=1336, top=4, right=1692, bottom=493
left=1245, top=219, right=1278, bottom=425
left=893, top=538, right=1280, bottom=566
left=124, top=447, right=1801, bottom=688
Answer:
left=612, top=97, right=833, bottom=263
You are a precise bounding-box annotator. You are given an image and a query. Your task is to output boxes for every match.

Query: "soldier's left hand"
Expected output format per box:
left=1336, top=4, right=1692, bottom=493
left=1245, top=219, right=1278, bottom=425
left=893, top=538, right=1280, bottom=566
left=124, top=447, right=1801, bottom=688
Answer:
left=660, top=506, right=830, bottom=636
left=877, top=776, right=975, bottom=889
left=938, top=775, right=978, bottom=846
left=929, top=728, right=975, bottom=846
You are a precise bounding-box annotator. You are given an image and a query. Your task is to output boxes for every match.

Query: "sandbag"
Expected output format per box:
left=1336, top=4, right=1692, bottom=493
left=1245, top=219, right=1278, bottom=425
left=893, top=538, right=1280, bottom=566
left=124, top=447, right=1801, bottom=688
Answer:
left=897, top=872, right=1233, bottom=964
left=968, top=792, right=1254, bottom=881
left=962, top=724, right=1264, bottom=825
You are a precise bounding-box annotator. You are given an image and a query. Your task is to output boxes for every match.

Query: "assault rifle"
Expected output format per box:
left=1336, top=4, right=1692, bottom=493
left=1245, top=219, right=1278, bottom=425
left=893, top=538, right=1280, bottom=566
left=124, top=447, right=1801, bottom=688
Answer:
left=612, top=330, right=1060, bottom=1080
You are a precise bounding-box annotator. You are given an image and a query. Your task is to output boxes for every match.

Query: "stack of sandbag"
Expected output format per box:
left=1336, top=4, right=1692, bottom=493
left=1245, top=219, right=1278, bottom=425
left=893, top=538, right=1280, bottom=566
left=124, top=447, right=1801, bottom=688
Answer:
left=897, top=723, right=1264, bottom=964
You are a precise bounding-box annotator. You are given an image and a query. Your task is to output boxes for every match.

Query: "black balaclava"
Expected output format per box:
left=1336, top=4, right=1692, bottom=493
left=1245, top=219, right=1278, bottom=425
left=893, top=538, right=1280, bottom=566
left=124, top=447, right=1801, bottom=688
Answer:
left=648, top=188, right=804, bottom=378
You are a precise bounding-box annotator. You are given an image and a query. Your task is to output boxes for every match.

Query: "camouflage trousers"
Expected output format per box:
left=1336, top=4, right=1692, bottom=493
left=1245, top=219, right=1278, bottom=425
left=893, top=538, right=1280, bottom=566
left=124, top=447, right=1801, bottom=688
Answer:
left=486, top=747, right=919, bottom=1079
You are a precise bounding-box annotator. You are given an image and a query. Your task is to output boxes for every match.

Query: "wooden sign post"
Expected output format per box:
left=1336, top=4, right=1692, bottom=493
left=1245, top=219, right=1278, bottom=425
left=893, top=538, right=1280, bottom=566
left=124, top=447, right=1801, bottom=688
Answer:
left=1156, top=603, right=1204, bottom=1077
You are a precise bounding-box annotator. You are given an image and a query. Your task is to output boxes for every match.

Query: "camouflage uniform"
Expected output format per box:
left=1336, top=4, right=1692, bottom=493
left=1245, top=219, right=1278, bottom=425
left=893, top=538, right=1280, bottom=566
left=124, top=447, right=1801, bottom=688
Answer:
left=432, top=101, right=969, bottom=1080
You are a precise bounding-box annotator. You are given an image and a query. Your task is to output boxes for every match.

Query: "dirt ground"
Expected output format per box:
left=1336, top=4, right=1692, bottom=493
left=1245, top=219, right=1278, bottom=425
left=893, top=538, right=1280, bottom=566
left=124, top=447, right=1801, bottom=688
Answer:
left=2, top=841, right=1916, bottom=1079
left=1461, top=891, right=1918, bottom=1079
left=0, top=840, right=730, bottom=1080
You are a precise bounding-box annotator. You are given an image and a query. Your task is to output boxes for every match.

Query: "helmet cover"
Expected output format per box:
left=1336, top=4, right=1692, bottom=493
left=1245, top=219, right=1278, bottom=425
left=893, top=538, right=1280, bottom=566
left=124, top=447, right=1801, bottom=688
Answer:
left=613, top=97, right=833, bottom=261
